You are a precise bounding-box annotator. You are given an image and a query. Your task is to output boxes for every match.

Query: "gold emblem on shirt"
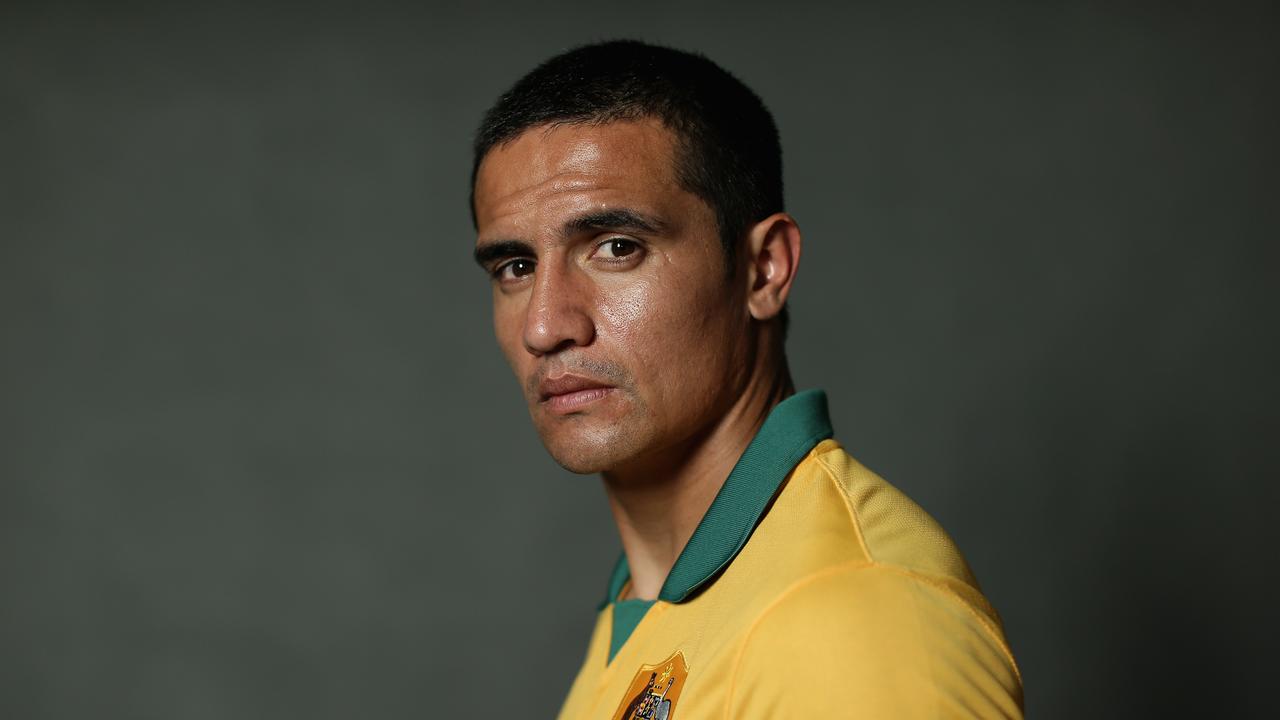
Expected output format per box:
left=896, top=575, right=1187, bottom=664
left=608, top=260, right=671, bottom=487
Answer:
left=612, top=650, right=688, bottom=720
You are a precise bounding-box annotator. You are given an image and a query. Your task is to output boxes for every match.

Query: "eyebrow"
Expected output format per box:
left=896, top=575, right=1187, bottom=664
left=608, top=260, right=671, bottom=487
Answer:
left=562, top=208, right=668, bottom=237
left=473, top=239, right=535, bottom=269
left=473, top=208, right=669, bottom=269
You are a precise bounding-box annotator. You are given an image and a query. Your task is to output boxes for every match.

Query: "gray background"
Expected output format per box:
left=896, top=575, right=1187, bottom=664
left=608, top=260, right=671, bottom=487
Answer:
left=3, top=1, right=1276, bottom=717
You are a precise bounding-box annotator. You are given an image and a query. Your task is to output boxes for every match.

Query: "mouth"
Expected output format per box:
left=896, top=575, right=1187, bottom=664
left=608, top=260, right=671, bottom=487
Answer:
left=538, top=374, right=616, bottom=415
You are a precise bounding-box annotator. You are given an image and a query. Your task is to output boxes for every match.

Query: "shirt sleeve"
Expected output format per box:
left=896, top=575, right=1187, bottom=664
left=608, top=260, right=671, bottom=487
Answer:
left=724, top=563, right=1023, bottom=719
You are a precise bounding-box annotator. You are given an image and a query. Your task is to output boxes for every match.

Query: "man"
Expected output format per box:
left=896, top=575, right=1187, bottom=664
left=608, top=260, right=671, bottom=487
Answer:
left=470, top=40, right=1022, bottom=719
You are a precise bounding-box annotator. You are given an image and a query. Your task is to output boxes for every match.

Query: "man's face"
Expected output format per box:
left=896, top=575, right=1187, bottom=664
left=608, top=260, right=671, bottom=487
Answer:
left=472, top=119, right=753, bottom=474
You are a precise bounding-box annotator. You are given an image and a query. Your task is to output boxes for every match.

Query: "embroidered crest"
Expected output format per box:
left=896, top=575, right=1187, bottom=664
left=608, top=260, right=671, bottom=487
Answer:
left=612, top=650, right=689, bottom=720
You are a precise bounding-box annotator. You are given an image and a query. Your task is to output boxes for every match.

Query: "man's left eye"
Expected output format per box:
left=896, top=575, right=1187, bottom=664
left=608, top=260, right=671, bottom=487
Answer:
left=596, top=238, right=640, bottom=259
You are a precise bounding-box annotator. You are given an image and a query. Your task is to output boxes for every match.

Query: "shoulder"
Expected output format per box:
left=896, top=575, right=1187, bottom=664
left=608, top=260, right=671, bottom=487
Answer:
left=738, top=440, right=1006, bottom=627
left=726, top=562, right=1023, bottom=718
left=718, top=441, right=1023, bottom=717
left=796, top=441, right=994, bottom=611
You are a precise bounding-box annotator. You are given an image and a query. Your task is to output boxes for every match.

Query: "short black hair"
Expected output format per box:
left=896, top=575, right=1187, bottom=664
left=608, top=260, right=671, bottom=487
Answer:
left=470, top=40, right=784, bottom=266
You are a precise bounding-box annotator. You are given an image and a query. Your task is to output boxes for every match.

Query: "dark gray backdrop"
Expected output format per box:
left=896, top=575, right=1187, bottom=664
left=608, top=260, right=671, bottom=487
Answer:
left=3, top=1, right=1276, bottom=717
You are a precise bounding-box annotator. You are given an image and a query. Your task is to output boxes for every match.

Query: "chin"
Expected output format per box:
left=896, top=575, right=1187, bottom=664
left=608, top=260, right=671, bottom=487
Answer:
left=542, top=436, right=631, bottom=475
left=538, top=422, right=645, bottom=475
left=548, top=453, right=609, bottom=475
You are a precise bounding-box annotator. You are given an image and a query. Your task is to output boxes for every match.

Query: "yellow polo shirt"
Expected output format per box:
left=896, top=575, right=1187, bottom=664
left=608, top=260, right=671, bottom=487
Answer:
left=557, top=390, right=1023, bottom=719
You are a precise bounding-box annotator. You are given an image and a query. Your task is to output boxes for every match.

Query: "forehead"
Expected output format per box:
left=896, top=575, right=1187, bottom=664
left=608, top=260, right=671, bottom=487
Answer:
left=473, top=118, right=683, bottom=237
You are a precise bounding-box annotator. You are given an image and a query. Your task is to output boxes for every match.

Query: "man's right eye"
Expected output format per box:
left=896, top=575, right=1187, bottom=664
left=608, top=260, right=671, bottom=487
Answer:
left=496, top=259, right=536, bottom=282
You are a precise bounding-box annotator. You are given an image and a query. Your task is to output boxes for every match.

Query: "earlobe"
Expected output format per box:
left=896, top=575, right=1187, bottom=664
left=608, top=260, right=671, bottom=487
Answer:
left=745, top=213, right=802, bottom=322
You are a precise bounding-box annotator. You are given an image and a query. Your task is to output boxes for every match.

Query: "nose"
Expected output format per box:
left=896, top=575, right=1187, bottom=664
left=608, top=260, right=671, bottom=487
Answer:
left=522, top=261, right=595, bottom=357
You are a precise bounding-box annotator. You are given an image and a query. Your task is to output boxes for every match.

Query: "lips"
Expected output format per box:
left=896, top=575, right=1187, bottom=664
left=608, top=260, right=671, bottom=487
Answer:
left=538, top=374, right=615, bottom=414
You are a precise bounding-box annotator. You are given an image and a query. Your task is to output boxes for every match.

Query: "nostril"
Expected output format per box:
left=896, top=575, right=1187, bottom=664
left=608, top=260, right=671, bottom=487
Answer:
left=548, top=338, right=580, bottom=355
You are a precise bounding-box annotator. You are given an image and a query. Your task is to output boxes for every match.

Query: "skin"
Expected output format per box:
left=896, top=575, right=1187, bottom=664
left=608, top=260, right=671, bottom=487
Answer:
left=473, top=118, right=802, bottom=600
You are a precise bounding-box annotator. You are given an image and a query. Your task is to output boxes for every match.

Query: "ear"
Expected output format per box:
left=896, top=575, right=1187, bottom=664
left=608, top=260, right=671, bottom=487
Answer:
left=744, top=213, right=802, bottom=322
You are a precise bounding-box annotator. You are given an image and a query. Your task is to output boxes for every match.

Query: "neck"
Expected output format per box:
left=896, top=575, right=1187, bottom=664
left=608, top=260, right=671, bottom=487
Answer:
left=602, top=350, right=794, bottom=602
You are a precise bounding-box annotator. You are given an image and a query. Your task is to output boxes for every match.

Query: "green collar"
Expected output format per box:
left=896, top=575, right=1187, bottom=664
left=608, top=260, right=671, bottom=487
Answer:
left=603, top=389, right=834, bottom=607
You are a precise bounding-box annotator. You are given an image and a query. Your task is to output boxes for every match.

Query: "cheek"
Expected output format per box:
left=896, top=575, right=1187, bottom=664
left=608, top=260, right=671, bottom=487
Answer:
left=595, top=276, right=653, bottom=344
left=597, top=268, right=740, bottom=380
left=492, top=297, right=528, bottom=373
